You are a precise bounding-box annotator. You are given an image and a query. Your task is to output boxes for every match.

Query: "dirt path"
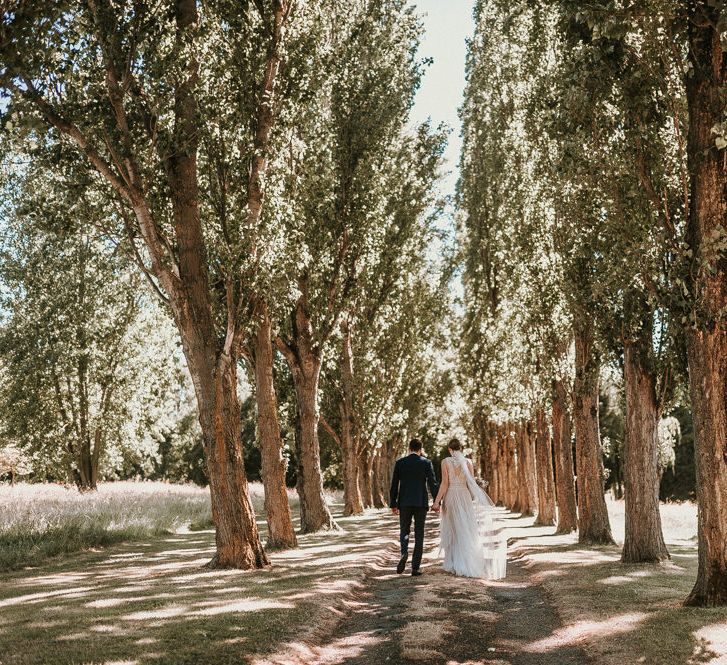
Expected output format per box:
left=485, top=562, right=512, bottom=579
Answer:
left=0, top=504, right=589, bottom=665
left=292, top=517, right=589, bottom=665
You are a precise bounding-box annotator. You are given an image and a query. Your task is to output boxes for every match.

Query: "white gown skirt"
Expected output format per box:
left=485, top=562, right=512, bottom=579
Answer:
left=439, top=482, right=507, bottom=579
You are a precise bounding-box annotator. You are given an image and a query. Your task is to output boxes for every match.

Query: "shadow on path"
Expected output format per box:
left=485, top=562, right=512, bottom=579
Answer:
left=280, top=513, right=589, bottom=665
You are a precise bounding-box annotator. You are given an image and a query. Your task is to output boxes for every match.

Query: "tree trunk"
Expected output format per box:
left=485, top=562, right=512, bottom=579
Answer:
left=381, top=435, right=400, bottom=501
left=506, top=427, right=518, bottom=509
left=573, top=319, right=614, bottom=545
left=514, top=423, right=533, bottom=515
left=552, top=379, right=578, bottom=534
left=76, top=439, right=97, bottom=492
left=490, top=425, right=503, bottom=505
left=519, top=421, right=538, bottom=516
left=496, top=427, right=507, bottom=506
left=501, top=428, right=511, bottom=508
left=341, top=437, right=363, bottom=514
left=251, top=303, right=297, bottom=550
left=478, top=421, right=495, bottom=497
left=534, top=409, right=557, bottom=526
left=683, top=6, right=727, bottom=606
left=359, top=446, right=374, bottom=508
left=372, top=448, right=386, bottom=508
left=622, top=340, right=669, bottom=563
left=91, top=424, right=104, bottom=490
left=513, top=425, right=528, bottom=515
left=339, top=320, right=364, bottom=516
left=292, top=366, right=336, bottom=532
left=367, top=447, right=379, bottom=504
left=197, top=352, right=269, bottom=568
left=277, top=291, right=337, bottom=533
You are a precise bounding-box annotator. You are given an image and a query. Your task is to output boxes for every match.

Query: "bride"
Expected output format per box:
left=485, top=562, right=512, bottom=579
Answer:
left=432, top=438, right=506, bottom=579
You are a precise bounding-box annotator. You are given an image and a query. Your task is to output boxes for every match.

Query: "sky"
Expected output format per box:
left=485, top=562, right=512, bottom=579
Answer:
left=409, top=0, right=475, bottom=200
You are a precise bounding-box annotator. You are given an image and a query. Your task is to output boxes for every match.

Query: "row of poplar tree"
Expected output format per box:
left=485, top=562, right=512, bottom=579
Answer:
left=0, top=1, right=456, bottom=568
left=457, top=1, right=726, bottom=607
left=1, top=0, right=725, bottom=609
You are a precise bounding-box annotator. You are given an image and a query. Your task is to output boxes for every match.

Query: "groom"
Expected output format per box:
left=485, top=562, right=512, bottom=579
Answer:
left=389, top=439, right=439, bottom=576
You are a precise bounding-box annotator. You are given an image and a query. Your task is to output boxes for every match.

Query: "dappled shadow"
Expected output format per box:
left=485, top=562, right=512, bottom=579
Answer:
left=4, top=499, right=726, bottom=665
left=0, top=503, right=401, bottom=665
left=504, top=507, right=727, bottom=665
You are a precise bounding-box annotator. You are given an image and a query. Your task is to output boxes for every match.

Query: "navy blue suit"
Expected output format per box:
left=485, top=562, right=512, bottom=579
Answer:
left=390, top=453, right=439, bottom=571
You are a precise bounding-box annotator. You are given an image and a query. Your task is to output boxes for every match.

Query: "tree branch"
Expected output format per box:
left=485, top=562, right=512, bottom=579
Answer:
left=274, top=335, right=298, bottom=368
left=320, top=415, right=342, bottom=448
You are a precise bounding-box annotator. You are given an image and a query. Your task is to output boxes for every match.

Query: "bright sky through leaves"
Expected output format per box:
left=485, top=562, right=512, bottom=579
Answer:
left=410, top=0, right=474, bottom=200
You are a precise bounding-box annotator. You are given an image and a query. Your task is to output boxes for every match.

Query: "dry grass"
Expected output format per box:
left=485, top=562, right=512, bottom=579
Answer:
left=508, top=498, right=727, bottom=665
left=0, top=481, right=214, bottom=571
left=0, top=481, right=298, bottom=571
left=0, top=490, right=392, bottom=665
left=4, top=483, right=725, bottom=665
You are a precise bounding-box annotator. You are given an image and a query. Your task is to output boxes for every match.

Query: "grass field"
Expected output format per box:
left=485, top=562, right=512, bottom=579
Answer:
left=2, top=483, right=726, bottom=665
left=510, top=499, right=727, bottom=665
left=0, top=482, right=217, bottom=571
left=0, top=487, right=388, bottom=665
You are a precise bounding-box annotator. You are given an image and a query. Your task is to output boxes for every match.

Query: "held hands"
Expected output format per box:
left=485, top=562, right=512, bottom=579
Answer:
left=391, top=508, right=399, bottom=515
left=431, top=503, right=441, bottom=513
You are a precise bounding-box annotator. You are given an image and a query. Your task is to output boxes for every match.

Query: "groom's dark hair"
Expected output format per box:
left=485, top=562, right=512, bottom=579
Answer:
left=408, top=438, right=423, bottom=452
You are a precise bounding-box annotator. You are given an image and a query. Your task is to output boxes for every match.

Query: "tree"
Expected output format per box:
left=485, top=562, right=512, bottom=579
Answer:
left=457, top=0, right=532, bottom=504
left=682, top=1, right=727, bottom=607
left=319, top=122, right=446, bottom=516
left=534, top=408, right=557, bottom=526
left=552, top=377, right=577, bottom=533
left=0, top=0, right=299, bottom=567
left=0, top=444, right=32, bottom=485
left=249, top=304, right=297, bottom=549
left=0, top=155, right=181, bottom=490
left=272, top=0, right=435, bottom=529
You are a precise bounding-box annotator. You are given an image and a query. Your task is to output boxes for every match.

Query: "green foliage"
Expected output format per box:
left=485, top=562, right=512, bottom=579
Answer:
left=0, top=150, right=187, bottom=484
left=458, top=0, right=692, bottom=445
left=659, top=406, right=696, bottom=501
left=0, top=444, right=32, bottom=482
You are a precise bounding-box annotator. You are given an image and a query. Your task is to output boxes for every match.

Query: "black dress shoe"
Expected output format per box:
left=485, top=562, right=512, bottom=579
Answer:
left=411, top=569, right=422, bottom=576
left=397, top=553, right=408, bottom=574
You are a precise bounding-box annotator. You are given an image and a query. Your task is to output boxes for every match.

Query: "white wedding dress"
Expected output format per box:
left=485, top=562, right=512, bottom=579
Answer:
left=438, top=451, right=507, bottom=579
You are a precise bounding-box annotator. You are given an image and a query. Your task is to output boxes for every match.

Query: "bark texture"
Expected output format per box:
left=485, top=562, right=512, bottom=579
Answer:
left=499, top=427, right=518, bottom=509
left=488, top=426, right=502, bottom=505
left=251, top=303, right=297, bottom=550
left=339, top=321, right=364, bottom=515
left=359, top=446, right=375, bottom=508
left=371, top=448, right=387, bottom=508
left=683, top=5, right=727, bottom=607
left=515, top=421, right=538, bottom=516
left=197, top=352, right=268, bottom=569
left=573, top=320, right=614, bottom=545
left=622, top=340, right=669, bottom=563
left=277, top=291, right=337, bottom=533
left=552, top=379, right=578, bottom=534
left=534, top=409, right=557, bottom=526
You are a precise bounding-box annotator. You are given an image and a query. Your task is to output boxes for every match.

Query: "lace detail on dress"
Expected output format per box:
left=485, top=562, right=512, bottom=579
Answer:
left=438, top=454, right=506, bottom=580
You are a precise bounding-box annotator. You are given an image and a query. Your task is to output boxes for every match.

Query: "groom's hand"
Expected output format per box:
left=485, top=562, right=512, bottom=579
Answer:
left=391, top=508, right=399, bottom=515
left=431, top=504, right=440, bottom=513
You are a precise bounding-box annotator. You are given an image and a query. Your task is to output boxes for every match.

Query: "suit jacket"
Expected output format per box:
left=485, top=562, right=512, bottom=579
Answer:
left=390, top=453, right=439, bottom=509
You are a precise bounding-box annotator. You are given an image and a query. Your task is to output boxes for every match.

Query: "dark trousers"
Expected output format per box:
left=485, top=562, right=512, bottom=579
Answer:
left=399, top=506, right=427, bottom=571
